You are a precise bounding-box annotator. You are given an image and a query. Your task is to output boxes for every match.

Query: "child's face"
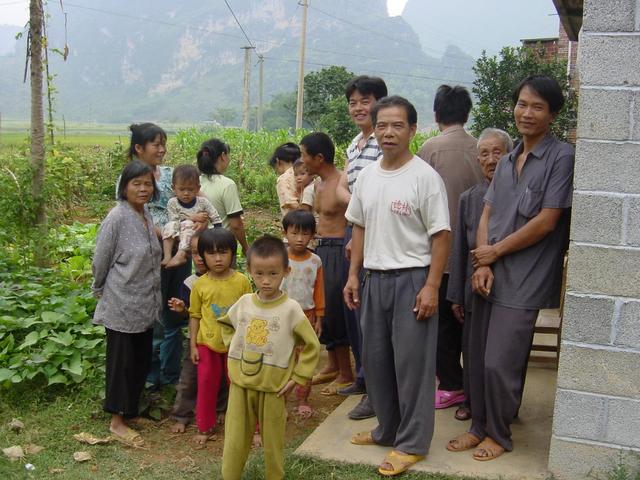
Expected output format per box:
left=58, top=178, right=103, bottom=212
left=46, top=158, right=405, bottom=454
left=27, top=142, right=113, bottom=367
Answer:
left=191, top=237, right=207, bottom=275
left=284, top=226, right=313, bottom=254
left=173, top=179, right=199, bottom=204
left=203, top=248, right=233, bottom=276
left=125, top=173, right=155, bottom=210
left=249, top=254, right=288, bottom=301
left=294, top=166, right=312, bottom=189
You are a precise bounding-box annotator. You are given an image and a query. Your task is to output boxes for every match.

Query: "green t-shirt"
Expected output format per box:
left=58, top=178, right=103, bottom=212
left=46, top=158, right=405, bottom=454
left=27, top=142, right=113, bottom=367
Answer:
left=199, top=174, right=243, bottom=229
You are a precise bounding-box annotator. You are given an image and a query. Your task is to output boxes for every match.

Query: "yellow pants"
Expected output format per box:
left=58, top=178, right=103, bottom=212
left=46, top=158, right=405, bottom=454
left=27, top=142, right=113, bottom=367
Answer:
left=221, top=383, right=286, bottom=480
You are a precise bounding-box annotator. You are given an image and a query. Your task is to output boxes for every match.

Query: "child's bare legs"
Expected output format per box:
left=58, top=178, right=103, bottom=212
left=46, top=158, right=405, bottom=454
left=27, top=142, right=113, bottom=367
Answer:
left=166, top=223, right=194, bottom=268
left=294, top=383, right=313, bottom=419
left=165, top=249, right=188, bottom=268
left=162, top=237, right=176, bottom=267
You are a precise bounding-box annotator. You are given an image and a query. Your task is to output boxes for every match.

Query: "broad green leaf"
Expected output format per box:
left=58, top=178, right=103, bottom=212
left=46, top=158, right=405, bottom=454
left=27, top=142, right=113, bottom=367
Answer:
left=50, top=330, right=74, bottom=347
left=47, top=373, right=68, bottom=386
left=0, top=368, right=14, bottom=382
left=18, top=331, right=40, bottom=350
left=41, top=311, right=66, bottom=324
left=64, top=352, right=83, bottom=376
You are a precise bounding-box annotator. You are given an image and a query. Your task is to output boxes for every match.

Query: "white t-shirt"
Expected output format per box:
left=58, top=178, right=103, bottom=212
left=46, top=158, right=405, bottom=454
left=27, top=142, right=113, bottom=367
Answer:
left=345, top=155, right=450, bottom=270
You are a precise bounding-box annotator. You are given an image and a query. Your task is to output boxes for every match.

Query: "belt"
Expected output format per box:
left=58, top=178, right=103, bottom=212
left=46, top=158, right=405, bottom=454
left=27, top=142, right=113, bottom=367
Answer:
left=316, top=237, right=344, bottom=247
left=367, top=267, right=426, bottom=277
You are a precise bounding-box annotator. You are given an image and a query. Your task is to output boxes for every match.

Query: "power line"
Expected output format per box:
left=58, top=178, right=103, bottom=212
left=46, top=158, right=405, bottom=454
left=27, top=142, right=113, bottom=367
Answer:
left=223, top=0, right=255, bottom=50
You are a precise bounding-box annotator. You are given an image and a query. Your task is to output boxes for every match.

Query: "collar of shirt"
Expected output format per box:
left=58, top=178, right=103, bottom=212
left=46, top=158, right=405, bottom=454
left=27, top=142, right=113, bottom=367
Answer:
left=507, top=133, right=555, bottom=164
left=440, top=124, right=465, bottom=136
left=347, top=131, right=377, bottom=158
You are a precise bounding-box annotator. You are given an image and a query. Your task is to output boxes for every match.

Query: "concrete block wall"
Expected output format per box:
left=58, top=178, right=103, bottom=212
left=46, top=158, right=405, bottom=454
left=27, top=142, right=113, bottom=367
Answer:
left=549, top=0, right=640, bottom=478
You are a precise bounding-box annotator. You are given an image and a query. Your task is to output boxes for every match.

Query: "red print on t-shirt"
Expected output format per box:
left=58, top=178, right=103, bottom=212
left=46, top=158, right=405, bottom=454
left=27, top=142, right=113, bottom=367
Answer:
left=390, top=200, right=411, bottom=216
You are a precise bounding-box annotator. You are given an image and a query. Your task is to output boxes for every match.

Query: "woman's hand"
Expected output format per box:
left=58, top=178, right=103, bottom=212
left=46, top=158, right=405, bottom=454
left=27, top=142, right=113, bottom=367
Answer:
left=190, top=343, right=200, bottom=365
left=189, top=212, right=209, bottom=224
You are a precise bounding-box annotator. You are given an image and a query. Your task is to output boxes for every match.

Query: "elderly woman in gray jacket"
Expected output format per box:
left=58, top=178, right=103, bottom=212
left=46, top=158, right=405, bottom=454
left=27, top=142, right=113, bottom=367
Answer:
left=92, top=160, right=162, bottom=447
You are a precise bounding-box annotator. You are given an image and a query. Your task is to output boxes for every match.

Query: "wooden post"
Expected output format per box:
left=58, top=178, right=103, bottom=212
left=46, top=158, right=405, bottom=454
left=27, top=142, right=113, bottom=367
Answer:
left=241, top=46, right=252, bottom=130
left=295, top=0, right=309, bottom=130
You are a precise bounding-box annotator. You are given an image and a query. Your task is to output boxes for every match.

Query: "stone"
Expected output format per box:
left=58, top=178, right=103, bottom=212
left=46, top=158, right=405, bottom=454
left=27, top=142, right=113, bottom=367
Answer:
left=627, top=198, right=640, bottom=246
left=570, top=193, right=623, bottom=244
left=575, top=140, right=640, bottom=194
left=562, top=294, right=614, bottom=344
left=582, top=0, right=637, bottom=32
left=568, top=244, right=640, bottom=298
left=616, top=300, right=640, bottom=348
left=557, top=344, right=640, bottom=399
left=580, top=35, right=640, bottom=86
left=553, top=389, right=607, bottom=440
left=577, top=89, right=631, bottom=141
left=606, top=398, right=640, bottom=447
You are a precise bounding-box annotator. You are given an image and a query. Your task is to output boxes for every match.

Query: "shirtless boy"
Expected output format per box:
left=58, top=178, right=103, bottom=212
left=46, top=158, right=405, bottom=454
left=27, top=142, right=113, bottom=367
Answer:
left=300, top=132, right=354, bottom=393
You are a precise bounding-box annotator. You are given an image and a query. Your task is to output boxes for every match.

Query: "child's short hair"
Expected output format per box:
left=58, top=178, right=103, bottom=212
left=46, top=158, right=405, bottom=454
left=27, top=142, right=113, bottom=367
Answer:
left=248, top=234, right=289, bottom=269
left=172, top=164, right=200, bottom=185
left=283, top=210, right=316, bottom=235
left=197, top=228, right=237, bottom=262
left=293, top=158, right=306, bottom=171
left=117, top=160, right=159, bottom=202
left=300, top=132, right=335, bottom=165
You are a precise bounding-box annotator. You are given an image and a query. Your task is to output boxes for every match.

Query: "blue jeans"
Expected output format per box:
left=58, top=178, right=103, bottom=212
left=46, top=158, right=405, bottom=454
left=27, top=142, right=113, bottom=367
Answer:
left=147, top=261, right=191, bottom=387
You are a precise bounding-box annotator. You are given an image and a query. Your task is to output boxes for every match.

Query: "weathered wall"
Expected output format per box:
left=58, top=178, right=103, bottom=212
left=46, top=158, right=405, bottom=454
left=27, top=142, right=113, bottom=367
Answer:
left=549, top=0, right=640, bottom=477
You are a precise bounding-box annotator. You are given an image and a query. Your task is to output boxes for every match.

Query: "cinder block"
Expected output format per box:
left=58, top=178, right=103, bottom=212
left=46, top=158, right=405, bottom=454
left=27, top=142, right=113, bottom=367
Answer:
left=627, top=199, right=640, bottom=246
left=577, top=89, right=631, bottom=140
left=580, top=35, right=640, bottom=86
left=606, top=398, right=640, bottom=447
left=616, top=300, right=640, bottom=348
left=553, top=389, right=607, bottom=440
left=568, top=244, right=640, bottom=298
left=575, top=141, right=640, bottom=194
left=563, top=294, right=615, bottom=344
left=548, top=437, right=640, bottom=480
left=557, top=344, right=640, bottom=398
left=571, top=193, right=623, bottom=244
left=582, top=0, right=637, bottom=32
left=633, top=92, right=640, bottom=140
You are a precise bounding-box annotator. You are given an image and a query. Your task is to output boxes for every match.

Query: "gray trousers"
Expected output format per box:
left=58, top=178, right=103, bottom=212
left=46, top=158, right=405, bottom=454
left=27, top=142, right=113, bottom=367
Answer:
left=360, top=268, right=437, bottom=456
left=469, top=295, right=538, bottom=451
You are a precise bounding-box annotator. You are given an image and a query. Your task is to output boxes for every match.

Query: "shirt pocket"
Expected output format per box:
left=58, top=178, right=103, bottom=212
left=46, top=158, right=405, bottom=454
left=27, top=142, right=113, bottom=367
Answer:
left=240, top=349, right=264, bottom=377
left=518, top=187, right=544, bottom=219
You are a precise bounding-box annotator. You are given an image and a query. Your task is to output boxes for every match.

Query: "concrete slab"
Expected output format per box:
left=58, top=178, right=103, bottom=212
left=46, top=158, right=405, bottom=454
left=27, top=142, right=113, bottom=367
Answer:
left=295, top=367, right=556, bottom=479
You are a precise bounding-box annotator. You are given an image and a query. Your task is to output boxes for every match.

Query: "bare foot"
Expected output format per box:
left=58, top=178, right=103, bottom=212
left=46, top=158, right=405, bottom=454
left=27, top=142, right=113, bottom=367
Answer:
left=252, top=432, right=262, bottom=448
left=170, top=421, right=186, bottom=434
left=109, top=421, right=132, bottom=438
left=166, top=250, right=187, bottom=269
left=194, top=430, right=216, bottom=445
left=295, top=404, right=314, bottom=420
left=161, top=256, right=171, bottom=267
left=217, top=413, right=225, bottom=426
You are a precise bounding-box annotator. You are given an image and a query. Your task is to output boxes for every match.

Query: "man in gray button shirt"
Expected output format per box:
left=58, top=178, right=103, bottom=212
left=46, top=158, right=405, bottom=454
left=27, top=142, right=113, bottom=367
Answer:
left=446, top=75, right=574, bottom=460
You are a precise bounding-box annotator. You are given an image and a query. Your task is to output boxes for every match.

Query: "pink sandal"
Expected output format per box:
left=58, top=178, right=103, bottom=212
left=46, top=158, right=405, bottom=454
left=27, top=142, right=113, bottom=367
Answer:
left=435, top=389, right=465, bottom=409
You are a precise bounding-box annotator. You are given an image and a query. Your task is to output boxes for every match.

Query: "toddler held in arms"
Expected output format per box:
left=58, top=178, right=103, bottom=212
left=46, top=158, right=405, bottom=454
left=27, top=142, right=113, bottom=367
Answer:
left=162, top=165, right=222, bottom=268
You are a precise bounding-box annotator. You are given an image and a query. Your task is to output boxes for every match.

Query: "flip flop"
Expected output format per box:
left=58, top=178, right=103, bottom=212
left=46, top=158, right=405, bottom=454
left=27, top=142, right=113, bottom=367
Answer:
left=473, top=437, right=505, bottom=461
left=319, top=381, right=352, bottom=396
left=435, top=389, right=465, bottom=409
left=446, top=432, right=481, bottom=452
left=311, top=370, right=339, bottom=385
left=350, top=431, right=377, bottom=446
left=378, top=450, right=425, bottom=476
left=109, top=427, right=145, bottom=448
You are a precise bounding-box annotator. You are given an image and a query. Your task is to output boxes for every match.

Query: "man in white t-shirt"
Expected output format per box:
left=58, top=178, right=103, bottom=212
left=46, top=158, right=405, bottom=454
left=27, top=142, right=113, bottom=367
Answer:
left=344, top=96, right=450, bottom=476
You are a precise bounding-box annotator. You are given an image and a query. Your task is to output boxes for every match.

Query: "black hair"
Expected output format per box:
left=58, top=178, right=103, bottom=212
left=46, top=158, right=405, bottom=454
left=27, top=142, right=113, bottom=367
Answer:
left=172, top=164, right=200, bottom=185
left=513, top=74, right=565, bottom=114
left=117, top=160, right=159, bottom=202
left=128, top=123, right=167, bottom=160
left=268, top=142, right=301, bottom=169
left=370, top=95, right=418, bottom=126
left=433, top=85, right=472, bottom=125
left=344, top=75, right=388, bottom=102
left=282, top=209, right=316, bottom=235
left=197, top=138, right=230, bottom=176
left=197, top=227, right=237, bottom=263
left=293, top=158, right=306, bottom=170
left=299, top=132, right=335, bottom=165
left=247, top=234, right=289, bottom=269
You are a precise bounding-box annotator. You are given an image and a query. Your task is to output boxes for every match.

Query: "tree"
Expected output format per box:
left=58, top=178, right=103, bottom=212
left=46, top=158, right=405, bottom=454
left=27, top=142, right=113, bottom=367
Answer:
left=29, top=0, right=46, bottom=253
left=302, top=66, right=358, bottom=144
left=212, top=107, right=238, bottom=127
left=471, top=46, right=577, bottom=142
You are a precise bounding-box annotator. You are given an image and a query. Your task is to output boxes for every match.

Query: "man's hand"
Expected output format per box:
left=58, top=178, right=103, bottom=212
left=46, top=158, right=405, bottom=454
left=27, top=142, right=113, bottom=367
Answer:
left=413, top=284, right=438, bottom=320
left=471, top=266, right=494, bottom=297
left=190, top=344, right=200, bottom=365
left=452, top=304, right=465, bottom=323
left=277, top=380, right=297, bottom=398
left=343, top=274, right=360, bottom=310
left=344, top=239, right=352, bottom=261
left=471, top=244, right=499, bottom=268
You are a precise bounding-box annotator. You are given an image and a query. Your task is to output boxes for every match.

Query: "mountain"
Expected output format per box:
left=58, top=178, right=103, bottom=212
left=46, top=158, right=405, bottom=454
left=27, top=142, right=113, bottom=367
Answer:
left=0, top=0, right=475, bottom=127
left=0, top=25, right=20, bottom=56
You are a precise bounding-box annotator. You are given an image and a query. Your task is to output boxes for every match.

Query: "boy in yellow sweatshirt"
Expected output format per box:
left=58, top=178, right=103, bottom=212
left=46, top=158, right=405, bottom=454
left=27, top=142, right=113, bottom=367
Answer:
left=218, top=234, right=321, bottom=480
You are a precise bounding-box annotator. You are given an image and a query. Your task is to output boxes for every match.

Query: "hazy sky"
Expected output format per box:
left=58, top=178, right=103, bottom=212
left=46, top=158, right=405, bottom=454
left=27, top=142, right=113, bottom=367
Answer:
left=1, top=0, right=560, bottom=57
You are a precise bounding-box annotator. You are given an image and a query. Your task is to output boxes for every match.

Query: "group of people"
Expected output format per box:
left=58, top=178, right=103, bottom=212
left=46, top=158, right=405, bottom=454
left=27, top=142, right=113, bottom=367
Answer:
left=91, top=71, right=574, bottom=478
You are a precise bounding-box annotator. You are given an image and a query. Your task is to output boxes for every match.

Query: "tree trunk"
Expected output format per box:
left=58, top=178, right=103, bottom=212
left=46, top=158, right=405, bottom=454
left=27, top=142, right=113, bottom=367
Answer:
left=30, top=0, right=47, bottom=263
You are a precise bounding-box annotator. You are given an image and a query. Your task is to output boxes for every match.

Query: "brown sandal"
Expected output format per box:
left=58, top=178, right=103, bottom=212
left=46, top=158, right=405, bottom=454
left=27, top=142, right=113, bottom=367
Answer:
left=446, top=432, right=481, bottom=452
left=473, top=437, right=505, bottom=461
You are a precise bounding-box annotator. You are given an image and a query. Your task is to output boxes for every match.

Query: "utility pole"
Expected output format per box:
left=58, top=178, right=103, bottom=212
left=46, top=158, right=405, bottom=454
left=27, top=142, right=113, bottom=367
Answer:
left=295, top=0, right=309, bottom=130
left=241, top=46, right=252, bottom=130
left=257, top=55, right=264, bottom=130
